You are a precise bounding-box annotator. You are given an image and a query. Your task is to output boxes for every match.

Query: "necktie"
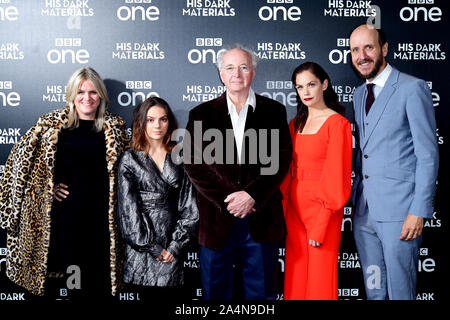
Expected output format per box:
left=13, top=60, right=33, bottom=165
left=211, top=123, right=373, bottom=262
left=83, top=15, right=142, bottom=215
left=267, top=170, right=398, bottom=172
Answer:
left=365, top=83, right=375, bottom=115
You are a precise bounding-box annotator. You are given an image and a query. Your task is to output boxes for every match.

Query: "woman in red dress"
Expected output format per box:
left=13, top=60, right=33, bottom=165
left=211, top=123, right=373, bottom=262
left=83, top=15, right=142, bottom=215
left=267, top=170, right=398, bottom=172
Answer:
left=281, top=62, right=352, bottom=300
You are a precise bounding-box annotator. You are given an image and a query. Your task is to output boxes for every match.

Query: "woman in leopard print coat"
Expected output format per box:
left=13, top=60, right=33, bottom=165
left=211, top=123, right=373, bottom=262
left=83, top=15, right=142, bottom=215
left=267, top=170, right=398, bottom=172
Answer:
left=0, top=67, right=129, bottom=297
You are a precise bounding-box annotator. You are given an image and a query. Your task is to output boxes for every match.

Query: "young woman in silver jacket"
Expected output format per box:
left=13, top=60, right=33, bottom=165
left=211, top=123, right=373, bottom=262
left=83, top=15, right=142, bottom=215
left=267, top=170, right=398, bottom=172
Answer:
left=117, top=97, right=199, bottom=299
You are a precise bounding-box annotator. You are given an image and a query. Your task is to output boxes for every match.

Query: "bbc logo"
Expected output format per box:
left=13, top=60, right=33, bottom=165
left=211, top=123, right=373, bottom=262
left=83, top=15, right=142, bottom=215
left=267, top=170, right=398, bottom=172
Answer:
left=126, top=81, right=152, bottom=90
left=337, top=38, right=349, bottom=47
left=266, top=81, right=292, bottom=90
left=338, top=288, right=359, bottom=297
left=267, top=0, right=293, bottom=3
left=408, top=0, right=434, bottom=4
left=426, top=81, right=432, bottom=90
left=196, top=38, right=222, bottom=47
left=0, top=81, right=13, bottom=90
left=420, top=248, right=428, bottom=256
left=0, top=248, right=7, bottom=255
left=55, top=38, right=81, bottom=47
left=344, top=207, right=352, bottom=216
left=125, top=0, right=152, bottom=3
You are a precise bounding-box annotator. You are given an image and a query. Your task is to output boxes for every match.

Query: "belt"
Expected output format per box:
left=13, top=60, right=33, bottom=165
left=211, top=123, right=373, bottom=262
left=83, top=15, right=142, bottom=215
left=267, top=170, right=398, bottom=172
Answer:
left=292, top=167, right=322, bottom=181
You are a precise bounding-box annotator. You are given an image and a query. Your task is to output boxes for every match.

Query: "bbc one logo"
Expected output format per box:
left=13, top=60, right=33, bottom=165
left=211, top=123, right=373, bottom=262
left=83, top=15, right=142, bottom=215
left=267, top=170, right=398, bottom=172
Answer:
left=0, top=0, right=19, bottom=21
left=187, top=38, right=224, bottom=64
left=0, top=81, right=20, bottom=107
left=342, top=206, right=353, bottom=232
left=117, top=80, right=160, bottom=107
left=418, top=247, right=435, bottom=273
left=47, top=38, right=89, bottom=64
left=278, top=247, right=285, bottom=273
left=329, top=38, right=351, bottom=65
left=260, top=81, right=297, bottom=109
left=116, top=0, right=160, bottom=21
left=400, top=0, right=442, bottom=22
left=426, top=81, right=440, bottom=108
left=258, top=0, right=301, bottom=21
left=338, top=288, right=359, bottom=298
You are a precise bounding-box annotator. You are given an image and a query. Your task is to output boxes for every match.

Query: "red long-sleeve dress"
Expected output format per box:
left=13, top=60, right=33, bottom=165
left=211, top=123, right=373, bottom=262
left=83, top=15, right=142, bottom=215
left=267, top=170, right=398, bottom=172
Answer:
left=281, top=113, right=352, bottom=300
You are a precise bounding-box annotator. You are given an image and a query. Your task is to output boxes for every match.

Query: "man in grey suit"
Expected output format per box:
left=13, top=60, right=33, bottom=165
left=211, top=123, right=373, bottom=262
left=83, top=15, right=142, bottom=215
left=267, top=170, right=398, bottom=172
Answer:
left=350, top=24, right=439, bottom=300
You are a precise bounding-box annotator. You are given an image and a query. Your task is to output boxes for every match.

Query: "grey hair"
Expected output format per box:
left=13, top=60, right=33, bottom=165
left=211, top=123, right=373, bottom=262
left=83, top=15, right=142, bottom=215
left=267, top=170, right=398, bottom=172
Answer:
left=216, top=43, right=259, bottom=70
left=65, top=67, right=109, bottom=132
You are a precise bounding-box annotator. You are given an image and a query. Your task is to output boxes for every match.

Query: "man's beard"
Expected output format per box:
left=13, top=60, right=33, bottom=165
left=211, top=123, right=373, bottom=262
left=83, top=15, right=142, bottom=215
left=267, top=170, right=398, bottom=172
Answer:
left=354, top=56, right=384, bottom=80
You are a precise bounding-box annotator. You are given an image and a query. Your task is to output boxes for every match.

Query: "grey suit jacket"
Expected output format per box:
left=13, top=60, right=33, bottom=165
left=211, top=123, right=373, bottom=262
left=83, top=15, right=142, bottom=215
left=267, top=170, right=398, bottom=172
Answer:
left=352, top=67, right=439, bottom=221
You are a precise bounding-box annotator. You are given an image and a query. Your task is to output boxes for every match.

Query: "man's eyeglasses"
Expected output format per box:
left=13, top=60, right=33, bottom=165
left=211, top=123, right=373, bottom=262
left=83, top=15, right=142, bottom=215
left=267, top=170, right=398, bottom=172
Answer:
left=222, top=65, right=252, bottom=74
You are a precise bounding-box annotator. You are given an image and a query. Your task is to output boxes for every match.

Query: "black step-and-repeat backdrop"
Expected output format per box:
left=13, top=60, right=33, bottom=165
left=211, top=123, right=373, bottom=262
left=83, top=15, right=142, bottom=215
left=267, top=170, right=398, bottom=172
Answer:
left=0, top=0, right=448, bottom=304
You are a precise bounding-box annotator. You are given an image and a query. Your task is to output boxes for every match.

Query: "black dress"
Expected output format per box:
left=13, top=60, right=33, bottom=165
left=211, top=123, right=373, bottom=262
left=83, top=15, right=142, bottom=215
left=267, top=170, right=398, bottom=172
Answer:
left=47, top=119, right=110, bottom=299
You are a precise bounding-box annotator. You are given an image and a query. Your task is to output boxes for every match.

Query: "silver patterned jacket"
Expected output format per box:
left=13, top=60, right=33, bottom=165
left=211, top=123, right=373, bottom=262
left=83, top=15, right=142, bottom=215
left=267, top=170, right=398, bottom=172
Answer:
left=117, top=149, right=199, bottom=286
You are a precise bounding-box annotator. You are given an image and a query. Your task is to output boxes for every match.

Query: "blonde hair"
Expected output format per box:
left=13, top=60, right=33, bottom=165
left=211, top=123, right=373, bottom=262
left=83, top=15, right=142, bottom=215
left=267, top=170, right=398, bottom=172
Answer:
left=65, top=67, right=109, bottom=132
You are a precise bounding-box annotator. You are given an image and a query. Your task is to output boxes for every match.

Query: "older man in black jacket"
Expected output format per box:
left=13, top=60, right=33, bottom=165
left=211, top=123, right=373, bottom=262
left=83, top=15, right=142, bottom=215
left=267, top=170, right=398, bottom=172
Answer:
left=184, top=44, right=292, bottom=300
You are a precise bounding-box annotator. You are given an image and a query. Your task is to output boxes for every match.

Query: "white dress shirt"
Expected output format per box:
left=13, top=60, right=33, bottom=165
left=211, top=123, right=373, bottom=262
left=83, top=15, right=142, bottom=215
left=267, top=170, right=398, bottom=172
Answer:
left=226, top=87, right=256, bottom=163
left=366, top=63, right=393, bottom=99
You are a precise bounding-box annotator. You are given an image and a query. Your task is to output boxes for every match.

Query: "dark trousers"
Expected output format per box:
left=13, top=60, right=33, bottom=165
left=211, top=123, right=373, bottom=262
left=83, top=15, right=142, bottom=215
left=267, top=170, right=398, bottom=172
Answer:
left=200, top=217, right=278, bottom=300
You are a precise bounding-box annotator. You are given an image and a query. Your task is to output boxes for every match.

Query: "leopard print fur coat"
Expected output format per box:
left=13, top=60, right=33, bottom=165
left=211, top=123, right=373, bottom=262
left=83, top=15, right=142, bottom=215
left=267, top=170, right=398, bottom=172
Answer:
left=0, top=107, right=129, bottom=296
